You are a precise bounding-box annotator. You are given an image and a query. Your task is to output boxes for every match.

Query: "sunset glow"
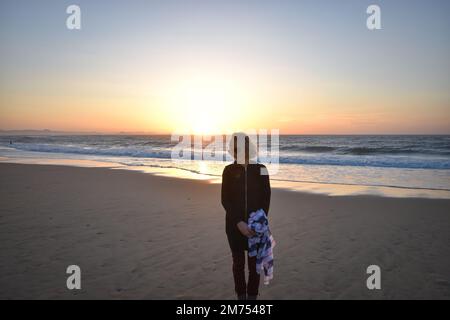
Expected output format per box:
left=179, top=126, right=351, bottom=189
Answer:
left=0, top=1, right=449, bottom=134
left=161, top=73, right=251, bottom=135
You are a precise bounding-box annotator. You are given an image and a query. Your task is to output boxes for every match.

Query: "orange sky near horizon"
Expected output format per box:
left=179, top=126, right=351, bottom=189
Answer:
left=1, top=68, right=449, bottom=135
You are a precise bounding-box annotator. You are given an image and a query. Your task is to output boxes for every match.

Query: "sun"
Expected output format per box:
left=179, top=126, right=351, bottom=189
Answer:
left=183, top=81, right=227, bottom=135
left=163, top=73, right=249, bottom=135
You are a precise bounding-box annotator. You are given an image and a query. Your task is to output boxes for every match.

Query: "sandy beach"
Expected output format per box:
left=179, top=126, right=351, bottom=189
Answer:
left=0, top=162, right=449, bottom=299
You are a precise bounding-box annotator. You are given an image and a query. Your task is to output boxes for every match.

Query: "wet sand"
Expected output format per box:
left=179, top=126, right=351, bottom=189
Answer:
left=0, top=163, right=449, bottom=299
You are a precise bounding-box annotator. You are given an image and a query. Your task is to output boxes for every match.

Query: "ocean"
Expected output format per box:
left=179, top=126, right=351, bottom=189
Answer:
left=1, top=135, right=449, bottom=196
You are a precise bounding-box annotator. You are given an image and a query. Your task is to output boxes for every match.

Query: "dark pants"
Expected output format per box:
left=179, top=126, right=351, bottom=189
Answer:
left=232, top=251, right=260, bottom=297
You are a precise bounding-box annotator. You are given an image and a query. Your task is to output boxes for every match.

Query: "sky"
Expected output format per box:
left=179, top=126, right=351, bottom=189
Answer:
left=0, top=0, right=449, bottom=134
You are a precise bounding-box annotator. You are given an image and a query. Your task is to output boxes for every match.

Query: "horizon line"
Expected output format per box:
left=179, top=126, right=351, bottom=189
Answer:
left=1, top=129, right=449, bottom=136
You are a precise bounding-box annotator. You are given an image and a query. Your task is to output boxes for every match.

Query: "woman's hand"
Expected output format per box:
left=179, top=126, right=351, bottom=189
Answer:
left=237, top=221, right=256, bottom=237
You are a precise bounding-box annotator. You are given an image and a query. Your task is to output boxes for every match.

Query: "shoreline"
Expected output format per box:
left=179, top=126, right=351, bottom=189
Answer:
left=1, top=155, right=449, bottom=199
left=0, top=162, right=449, bottom=299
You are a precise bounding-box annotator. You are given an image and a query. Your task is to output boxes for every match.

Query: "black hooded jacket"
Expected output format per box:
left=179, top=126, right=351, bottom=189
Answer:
left=221, top=162, right=271, bottom=251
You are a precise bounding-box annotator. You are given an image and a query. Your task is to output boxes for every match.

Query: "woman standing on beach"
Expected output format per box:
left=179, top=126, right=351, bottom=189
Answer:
left=221, top=133, right=271, bottom=300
